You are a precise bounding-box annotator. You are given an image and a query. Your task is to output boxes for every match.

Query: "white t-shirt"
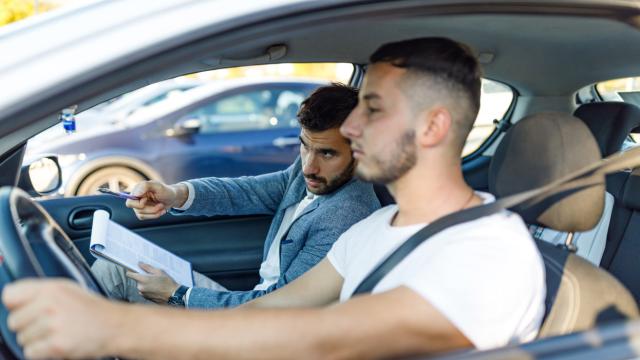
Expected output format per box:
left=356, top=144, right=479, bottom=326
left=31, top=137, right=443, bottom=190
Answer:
left=327, top=192, right=546, bottom=350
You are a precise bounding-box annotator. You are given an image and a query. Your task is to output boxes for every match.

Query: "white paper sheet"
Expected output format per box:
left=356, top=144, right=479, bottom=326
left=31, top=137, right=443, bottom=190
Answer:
left=90, top=210, right=193, bottom=287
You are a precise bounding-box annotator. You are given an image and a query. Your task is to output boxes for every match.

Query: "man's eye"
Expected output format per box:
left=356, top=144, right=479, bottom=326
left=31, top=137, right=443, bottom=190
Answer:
left=367, top=107, right=379, bottom=115
left=322, top=152, right=335, bottom=159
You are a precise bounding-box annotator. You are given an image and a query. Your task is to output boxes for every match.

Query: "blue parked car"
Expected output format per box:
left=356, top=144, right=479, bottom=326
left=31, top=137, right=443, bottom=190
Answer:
left=25, top=79, right=326, bottom=196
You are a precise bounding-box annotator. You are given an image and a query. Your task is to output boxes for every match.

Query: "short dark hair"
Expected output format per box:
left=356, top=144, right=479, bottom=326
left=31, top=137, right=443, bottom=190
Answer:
left=370, top=37, right=481, bottom=111
left=298, top=83, right=359, bottom=132
left=370, top=37, right=482, bottom=152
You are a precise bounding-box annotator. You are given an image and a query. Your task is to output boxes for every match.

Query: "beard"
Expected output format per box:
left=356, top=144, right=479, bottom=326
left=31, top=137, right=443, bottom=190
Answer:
left=355, top=130, right=417, bottom=184
left=305, top=158, right=356, bottom=195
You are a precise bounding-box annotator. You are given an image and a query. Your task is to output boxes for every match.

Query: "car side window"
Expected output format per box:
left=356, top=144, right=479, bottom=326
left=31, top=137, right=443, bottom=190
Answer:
left=596, top=77, right=640, bottom=147
left=275, top=90, right=306, bottom=127
left=183, top=87, right=311, bottom=134
left=142, top=88, right=194, bottom=107
left=462, top=79, right=514, bottom=157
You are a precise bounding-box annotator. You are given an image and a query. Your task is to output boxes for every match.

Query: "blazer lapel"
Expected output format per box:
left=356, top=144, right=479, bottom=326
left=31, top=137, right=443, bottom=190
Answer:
left=279, top=170, right=307, bottom=210
left=285, top=196, right=322, bottom=231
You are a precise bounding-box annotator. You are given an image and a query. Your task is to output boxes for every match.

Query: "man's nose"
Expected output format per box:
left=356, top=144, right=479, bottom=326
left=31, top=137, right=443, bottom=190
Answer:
left=303, top=152, right=320, bottom=175
left=340, top=107, right=363, bottom=140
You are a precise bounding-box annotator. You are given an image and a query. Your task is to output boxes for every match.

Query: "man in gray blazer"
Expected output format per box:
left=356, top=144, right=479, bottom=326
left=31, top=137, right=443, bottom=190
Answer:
left=91, top=83, right=381, bottom=309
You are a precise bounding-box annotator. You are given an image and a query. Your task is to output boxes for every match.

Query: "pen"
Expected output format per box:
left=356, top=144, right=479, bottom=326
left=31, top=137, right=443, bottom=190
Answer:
left=97, top=187, right=141, bottom=200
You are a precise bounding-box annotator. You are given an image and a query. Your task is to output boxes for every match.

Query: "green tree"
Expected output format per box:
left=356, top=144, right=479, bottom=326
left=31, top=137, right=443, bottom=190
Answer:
left=1, top=0, right=55, bottom=27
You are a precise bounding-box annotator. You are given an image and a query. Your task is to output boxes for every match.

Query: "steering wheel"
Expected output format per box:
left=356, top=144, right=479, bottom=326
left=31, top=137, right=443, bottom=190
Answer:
left=0, top=187, right=106, bottom=359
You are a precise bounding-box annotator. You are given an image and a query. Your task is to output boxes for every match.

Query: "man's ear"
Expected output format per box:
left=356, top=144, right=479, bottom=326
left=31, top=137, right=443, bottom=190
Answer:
left=416, top=106, right=452, bottom=148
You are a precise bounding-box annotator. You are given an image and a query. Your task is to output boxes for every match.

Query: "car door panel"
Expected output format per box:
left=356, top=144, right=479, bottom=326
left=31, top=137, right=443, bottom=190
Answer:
left=38, top=195, right=270, bottom=290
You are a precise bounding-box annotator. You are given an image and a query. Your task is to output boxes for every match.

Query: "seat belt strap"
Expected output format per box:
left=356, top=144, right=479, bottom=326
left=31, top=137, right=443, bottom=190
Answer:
left=352, top=146, right=640, bottom=296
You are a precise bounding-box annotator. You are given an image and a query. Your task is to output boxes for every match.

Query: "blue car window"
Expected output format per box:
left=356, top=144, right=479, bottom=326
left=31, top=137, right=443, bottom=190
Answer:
left=187, top=87, right=312, bottom=134
left=214, top=93, right=261, bottom=115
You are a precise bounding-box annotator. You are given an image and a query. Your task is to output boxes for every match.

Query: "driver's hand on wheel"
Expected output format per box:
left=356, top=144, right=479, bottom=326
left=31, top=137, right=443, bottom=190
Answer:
left=2, top=279, right=122, bottom=360
left=125, top=180, right=188, bottom=220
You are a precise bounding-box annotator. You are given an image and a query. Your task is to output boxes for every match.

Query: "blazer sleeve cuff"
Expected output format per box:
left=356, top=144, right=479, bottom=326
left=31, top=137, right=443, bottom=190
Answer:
left=171, top=181, right=195, bottom=212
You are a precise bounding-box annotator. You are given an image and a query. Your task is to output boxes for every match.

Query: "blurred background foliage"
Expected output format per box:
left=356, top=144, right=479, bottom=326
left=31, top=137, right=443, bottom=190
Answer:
left=0, top=0, right=57, bottom=26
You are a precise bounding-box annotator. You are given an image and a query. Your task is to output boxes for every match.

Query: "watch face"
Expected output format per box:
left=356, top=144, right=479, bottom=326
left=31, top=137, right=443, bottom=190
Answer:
left=168, top=286, right=188, bottom=306
left=168, top=295, right=184, bottom=306
left=168, top=296, right=182, bottom=306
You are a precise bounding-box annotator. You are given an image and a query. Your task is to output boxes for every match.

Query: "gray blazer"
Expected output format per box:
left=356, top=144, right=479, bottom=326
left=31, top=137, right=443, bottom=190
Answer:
left=176, top=157, right=380, bottom=308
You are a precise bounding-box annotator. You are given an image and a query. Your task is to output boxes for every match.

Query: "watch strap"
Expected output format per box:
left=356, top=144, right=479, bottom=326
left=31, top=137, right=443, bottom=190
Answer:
left=168, top=285, right=189, bottom=306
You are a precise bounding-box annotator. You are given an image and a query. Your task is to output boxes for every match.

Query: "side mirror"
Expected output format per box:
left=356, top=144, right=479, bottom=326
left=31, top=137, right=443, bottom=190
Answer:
left=18, top=156, right=62, bottom=196
left=167, top=118, right=201, bottom=137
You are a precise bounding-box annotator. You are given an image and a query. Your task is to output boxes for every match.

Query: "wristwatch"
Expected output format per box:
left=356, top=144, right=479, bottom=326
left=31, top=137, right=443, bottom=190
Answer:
left=167, top=285, right=189, bottom=307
